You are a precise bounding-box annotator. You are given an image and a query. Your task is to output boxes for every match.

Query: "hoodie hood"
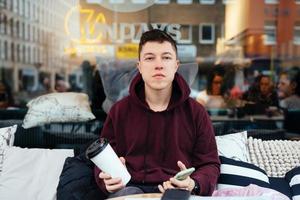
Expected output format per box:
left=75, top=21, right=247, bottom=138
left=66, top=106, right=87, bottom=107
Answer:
left=129, top=72, right=191, bottom=111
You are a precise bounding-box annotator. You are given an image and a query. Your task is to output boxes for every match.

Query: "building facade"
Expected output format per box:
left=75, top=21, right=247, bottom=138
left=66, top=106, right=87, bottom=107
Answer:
left=225, top=0, right=300, bottom=70
left=0, top=0, right=80, bottom=93
left=78, top=0, right=230, bottom=63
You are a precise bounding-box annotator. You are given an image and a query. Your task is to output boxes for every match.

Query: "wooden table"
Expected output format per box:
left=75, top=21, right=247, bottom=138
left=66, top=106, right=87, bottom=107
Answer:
left=108, top=193, right=162, bottom=200
left=107, top=193, right=271, bottom=200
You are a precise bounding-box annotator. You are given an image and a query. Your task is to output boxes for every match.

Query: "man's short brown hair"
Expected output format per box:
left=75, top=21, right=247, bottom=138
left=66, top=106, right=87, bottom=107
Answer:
left=138, top=29, right=178, bottom=60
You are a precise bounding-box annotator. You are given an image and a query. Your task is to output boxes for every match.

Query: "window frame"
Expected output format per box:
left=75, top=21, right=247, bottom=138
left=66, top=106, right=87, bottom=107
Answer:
left=177, top=0, right=193, bottom=4
left=131, top=0, right=147, bottom=3
left=223, top=0, right=235, bottom=4
left=155, top=0, right=170, bottom=4
left=199, top=0, right=215, bottom=5
left=265, top=0, right=279, bottom=4
left=264, top=25, right=277, bottom=45
left=294, top=25, right=300, bottom=45
left=199, top=23, right=215, bottom=44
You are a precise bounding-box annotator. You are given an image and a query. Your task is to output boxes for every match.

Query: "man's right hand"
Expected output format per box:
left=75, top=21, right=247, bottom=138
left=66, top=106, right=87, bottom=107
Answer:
left=98, top=157, right=126, bottom=193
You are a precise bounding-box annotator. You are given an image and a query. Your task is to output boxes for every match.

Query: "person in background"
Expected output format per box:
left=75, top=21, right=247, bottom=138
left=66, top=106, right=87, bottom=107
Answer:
left=55, top=79, right=69, bottom=93
left=243, top=74, right=278, bottom=108
left=37, top=76, right=53, bottom=94
left=91, top=69, right=106, bottom=110
left=95, top=29, right=220, bottom=198
left=277, top=67, right=300, bottom=110
left=196, top=69, right=227, bottom=109
left=0, top=80, right=14, bottom=108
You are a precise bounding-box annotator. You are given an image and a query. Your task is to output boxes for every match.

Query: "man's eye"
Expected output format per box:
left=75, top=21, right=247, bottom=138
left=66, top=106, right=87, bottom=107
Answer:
left=163, top=56, right=172, bottom=60
left=145, top=57, right=154, bottom=61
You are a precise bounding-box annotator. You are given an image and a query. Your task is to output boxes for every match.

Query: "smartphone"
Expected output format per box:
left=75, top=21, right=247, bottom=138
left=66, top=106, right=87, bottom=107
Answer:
left=174, top=167, right=195, bottom=180
left=161, top=189, right=190, bottom=200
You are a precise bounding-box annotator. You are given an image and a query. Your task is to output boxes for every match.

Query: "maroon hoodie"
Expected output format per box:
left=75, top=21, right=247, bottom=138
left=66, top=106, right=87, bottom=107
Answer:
left=94, top=73, right=220, bottom=196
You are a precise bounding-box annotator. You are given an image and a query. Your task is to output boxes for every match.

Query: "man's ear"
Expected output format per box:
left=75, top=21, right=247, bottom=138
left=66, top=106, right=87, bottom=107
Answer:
left=136, top=61, right=141, bottom=73
left=175, top=59, right=180, bottom=71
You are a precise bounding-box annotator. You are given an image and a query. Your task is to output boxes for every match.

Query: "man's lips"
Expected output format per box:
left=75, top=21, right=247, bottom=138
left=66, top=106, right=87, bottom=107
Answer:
left=153, top=73, right=165, bottom=77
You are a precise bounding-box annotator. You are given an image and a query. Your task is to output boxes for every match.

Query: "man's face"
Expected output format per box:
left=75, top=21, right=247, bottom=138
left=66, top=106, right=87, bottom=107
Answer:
left=277, top=74, right=292, bottom=99
left=260, top=77, right=271, bottom=96
left=137, top=41, right=179, bottom=91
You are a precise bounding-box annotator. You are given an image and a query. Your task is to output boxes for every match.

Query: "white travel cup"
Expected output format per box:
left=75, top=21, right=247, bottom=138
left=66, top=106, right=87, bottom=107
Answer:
left=86, top=138, right=131, bottom=185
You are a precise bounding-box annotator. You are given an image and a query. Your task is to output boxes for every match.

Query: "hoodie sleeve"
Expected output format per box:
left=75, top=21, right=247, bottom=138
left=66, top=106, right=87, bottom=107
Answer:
left=190, top=106, right=220, bottom=196
left=94, top=114, right=116, bottom=194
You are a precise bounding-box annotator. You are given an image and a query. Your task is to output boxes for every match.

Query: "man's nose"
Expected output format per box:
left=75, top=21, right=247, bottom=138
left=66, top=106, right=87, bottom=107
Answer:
left=154, top=58, right=163, bottom=70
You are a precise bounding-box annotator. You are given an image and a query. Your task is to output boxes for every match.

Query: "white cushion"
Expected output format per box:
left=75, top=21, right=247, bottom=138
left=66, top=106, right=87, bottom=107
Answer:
left=0, top=147, right=73, bottom=200
left=0, top=125, right=17, bottom=175
left=22, top=92, right=95, bottom=129
left=216, top=131, right=250, bottom=162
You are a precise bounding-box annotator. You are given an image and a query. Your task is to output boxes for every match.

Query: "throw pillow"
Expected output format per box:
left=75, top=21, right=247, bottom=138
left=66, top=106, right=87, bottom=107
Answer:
left=248, top=137, right=300, bottom=177
left=216, top=131, right=250, bottom=162
left=0, top=125, right=17, bottom=148
left=285, top=166, right=300, bottom=200
left=217, top=156, right=270, bottom=190
left=0, top=125, right=17, bottom=175
left=22, top=92, right=96, bottom=129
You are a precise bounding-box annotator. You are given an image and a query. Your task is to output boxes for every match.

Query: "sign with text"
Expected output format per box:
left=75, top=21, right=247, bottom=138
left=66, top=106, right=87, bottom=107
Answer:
left=116, top=44, right=139, bottom=59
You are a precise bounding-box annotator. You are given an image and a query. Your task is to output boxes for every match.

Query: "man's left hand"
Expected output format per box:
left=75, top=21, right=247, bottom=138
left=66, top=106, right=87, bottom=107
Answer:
left=158, top=161, right=195, bottom=193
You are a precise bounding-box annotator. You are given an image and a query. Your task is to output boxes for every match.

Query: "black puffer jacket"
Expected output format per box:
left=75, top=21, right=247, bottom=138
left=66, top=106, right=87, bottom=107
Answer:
left=57, top=153, right=106, bottom=200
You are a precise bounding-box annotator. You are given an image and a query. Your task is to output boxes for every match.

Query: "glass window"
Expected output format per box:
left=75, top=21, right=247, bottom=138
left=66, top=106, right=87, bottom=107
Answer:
left=109, top=0, right=124, bottom=3
left=20, top=44, right=23, bottom=62
left=0, top=39, right=3, bottom=60
left=223, top=0, right=235, bottom=4
left=10, top=0, right=13, bottom=10
left=131, top=0, right=147, bottom=3
left=177, top=0, right=193, bottom=4
left=264, top=25, right=276, bottom=45
left=0, top=14, right=4, bottom=34
left=22, top=45, right=26, bottom=62
left=294, top=26, right=300, bottom=45
left=155, top=0, right=170, bottom=4
left=6, top=0, right=10, bottom=10
left=178, top=25, right=193, bottom=44
left=199, top=23, right=215, bottom=44
left=11, top=42, right=15, bottom=61
left=200, top=0, right=215, bottom=5
left=86, top=0, right=103, bottom=3
left=13, top=0, right=18, bottom=13
left=265, top=0, right=279, bottom=4
left=4, top=41, right=8, bottom=60
left=19, top=0, right=23, bottom=16
left=0, top=0, right=6, bottom=8
left=16, top=44, right=20, bottom=62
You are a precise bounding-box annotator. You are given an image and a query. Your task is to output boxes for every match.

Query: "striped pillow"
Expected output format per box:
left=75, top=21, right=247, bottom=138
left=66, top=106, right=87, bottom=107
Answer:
left=217, top=156, right=270, bottom=190
left=285, top=166, right=300, bottom=200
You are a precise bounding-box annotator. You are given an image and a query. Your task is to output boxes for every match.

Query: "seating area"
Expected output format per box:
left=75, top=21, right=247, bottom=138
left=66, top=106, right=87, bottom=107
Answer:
left=0, top=108, right=106, bottom=150
left=0, top=108, right=299, bottom=150
left=1, top=106, right=300, bottom=200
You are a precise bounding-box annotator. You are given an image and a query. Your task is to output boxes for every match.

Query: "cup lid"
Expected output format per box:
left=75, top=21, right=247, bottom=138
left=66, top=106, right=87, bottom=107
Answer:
left=86, top=138, right=109, bottom=159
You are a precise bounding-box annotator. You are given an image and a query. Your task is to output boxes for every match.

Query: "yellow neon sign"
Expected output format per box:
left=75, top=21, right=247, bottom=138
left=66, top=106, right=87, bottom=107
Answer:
left=64, top=5, right=106, bottom=44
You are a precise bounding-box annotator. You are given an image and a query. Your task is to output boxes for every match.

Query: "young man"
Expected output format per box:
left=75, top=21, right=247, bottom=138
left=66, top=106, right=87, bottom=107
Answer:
left=94, top=29, right=220, bottom=198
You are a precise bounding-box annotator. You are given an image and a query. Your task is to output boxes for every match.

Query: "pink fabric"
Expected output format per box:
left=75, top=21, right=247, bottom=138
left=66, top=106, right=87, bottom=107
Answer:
left=212, top=184, right=289, bottom=200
